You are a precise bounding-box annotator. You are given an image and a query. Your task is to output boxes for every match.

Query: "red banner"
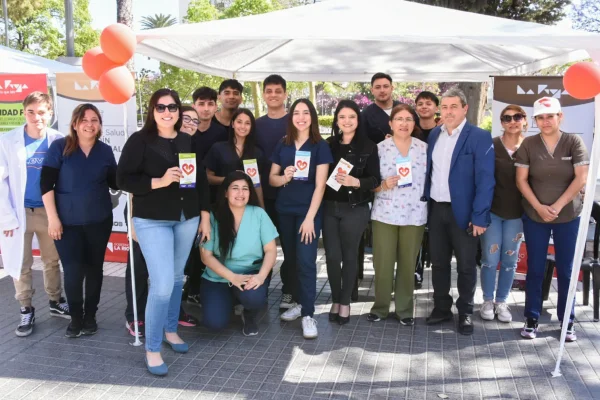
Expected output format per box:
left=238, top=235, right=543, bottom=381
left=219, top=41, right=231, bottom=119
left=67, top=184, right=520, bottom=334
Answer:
left=105, top=233, right=130, bottom=263
left=0, top=74, right=48, bottom=133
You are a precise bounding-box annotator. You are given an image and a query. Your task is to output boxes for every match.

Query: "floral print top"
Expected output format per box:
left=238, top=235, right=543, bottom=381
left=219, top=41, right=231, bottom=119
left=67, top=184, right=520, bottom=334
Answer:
left=371, top=137, right=428, bottom=227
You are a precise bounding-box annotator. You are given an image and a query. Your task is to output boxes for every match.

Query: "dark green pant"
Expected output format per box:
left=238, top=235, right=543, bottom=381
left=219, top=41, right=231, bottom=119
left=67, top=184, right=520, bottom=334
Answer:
left=371, top=221, right=425, bottom=319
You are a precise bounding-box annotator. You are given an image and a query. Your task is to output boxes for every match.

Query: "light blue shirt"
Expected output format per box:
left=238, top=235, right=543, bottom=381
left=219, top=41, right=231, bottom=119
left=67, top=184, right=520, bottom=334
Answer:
left=24, top=131, right=48, bottom=208
left=202, top=206, right=279, bottom=284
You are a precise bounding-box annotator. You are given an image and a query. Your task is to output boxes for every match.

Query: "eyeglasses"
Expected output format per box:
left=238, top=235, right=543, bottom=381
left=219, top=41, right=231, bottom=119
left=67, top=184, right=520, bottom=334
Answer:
left=392, top=117, right=415, bottom=123
left=182, top=115, right=199, bottom=125
left=155, top=103, right=179, bottom=113
left=500, top=114, right=525, bottom=123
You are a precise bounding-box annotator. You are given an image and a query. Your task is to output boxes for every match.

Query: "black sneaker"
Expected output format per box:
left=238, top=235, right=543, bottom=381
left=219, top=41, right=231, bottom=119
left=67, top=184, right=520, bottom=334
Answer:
left=15, top=307, right=35, bottom=337
left=82, top=315, right=98, bottom=335
left=186, top=294, right=202, bottom=307
left=367, top=313, right=382, bottom=322
left=241, top=312, right=259, bottom=336
left=414, top=272, right=423, bottom=289
left=399, top=317, right=415, bottom=326
left=49, top=297, right=71, bottom=319
left=65, top=319, right=83, bottom=338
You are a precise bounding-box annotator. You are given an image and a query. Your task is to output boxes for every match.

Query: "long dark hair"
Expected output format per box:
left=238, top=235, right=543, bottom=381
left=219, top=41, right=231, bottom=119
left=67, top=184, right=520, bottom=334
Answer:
left=64, top=103, right=102, bottom=156
left=139, top=88, right=182, bottom=137
left=228, top=108, right=257, bottom=160
left=214, top=171, right=260, bottom=260
left=285, top=98, right=321, bottom=146
left=390, top=104, right=423, bottom=140
left=330, top=100, right=366, bottom=150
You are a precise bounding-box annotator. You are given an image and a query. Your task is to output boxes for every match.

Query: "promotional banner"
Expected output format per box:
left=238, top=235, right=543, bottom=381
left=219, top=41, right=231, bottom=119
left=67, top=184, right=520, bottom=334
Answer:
left=56, top=72, right=137, bottom=262
left=492, top=76, right=595, bottom=151
left=0, top=74, right=48, bottom=134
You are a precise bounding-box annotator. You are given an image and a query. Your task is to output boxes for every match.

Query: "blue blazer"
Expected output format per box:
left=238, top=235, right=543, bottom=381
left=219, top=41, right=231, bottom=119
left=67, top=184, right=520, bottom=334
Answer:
left=424, top=121, right=495, bottom=230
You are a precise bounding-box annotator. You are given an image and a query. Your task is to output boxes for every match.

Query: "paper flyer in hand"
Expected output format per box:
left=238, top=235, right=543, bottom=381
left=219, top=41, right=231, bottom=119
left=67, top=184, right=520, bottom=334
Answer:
left=179, top=153, right=196, bottom=188
left=396, top=155, right=412, bottom=188
left=293, top=151, right=311, bottom=181
left=243, top=159, right=261, bottom=187
left=326, top=158, right=354, bottom=191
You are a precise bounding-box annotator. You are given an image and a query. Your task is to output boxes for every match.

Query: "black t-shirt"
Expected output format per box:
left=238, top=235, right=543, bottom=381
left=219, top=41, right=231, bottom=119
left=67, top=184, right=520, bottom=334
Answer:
left=420, top=128, right=434, bottom=143
left=211, top=115, right=229, bottom=131
left=195, top=122, right=228, bottom=162
left=256, top=114, right=289, bottom=199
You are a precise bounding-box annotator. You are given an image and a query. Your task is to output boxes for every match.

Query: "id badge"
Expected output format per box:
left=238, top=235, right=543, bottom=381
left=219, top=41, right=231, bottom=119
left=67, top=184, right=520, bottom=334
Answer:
left=396, top=155, right=412, bottom=188
left=293, top=151, right=311, bottom=181
left=179, top=153, right=196, bottom=188
left=243, top=159, right=261, bottom=187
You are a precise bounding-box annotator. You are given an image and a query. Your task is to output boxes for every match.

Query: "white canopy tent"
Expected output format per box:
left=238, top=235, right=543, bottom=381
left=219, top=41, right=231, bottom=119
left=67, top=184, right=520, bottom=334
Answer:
left=135, top=0, right=600, bottom=375
left=0, top=45, right=82, bottom=78
left=136, top=0, right=600, bottom=82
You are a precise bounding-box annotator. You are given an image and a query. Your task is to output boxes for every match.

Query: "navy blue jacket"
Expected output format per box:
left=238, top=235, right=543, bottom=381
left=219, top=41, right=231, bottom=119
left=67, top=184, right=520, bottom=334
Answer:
left=424, top=121, right=495, bottom=230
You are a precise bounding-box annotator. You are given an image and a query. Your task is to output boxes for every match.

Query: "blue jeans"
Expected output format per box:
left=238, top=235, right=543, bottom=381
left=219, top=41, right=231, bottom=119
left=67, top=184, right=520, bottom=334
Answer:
left=522, top=214, right=579, bottom=323
left=200, top=277, right=268, bottom=330
left=133, top=214, right=199, bottom=352
left=480, top=213, right=524, bottom=303
left=278, top=213, right=322, bottom=317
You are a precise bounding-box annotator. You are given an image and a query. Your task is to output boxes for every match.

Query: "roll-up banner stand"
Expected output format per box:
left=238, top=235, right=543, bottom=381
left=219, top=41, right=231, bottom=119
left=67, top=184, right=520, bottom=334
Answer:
left=55, top=72, right=137, bottom=262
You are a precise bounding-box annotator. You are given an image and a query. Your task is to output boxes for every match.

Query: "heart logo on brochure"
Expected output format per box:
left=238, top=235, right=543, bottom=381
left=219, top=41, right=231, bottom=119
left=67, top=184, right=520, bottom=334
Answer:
left=337, top=167, right=347, bottom=174
left=246, top=168, right=257, bottom=177
left=398, top=167, right=410, bottom=177
left=296, top=160, right=308, bottom=170
left=182, top=164, right=195, bottom=175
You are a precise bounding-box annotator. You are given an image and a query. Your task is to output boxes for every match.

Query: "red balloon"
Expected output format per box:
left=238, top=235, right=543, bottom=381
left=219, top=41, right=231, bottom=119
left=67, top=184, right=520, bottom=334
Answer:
left=98, top=67, right=135, bottom=105
left=82, top=47, right=119, bottom=81
left=563, top=62, right=600, bottom=100
left=100, top=23, right=137, bottom=64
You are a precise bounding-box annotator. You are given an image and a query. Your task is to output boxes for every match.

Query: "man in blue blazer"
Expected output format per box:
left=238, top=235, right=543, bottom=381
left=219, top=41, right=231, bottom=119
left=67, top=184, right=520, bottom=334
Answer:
left=423, top=88, right=495, bottom=335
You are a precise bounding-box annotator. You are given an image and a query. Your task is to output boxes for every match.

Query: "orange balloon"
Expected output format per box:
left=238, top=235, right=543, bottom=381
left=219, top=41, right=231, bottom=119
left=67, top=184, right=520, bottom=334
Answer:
left=100, top=23, right=137, bottom=65
left=82, top=47, right=119, bottom=81
left=563, top=62, right=600, bottom=100
left=98, top=67, right=135, bottom=105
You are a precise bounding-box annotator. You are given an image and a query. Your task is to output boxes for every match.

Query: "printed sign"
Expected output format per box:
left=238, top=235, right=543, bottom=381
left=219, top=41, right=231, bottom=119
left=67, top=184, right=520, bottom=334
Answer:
left=396, top=156, right=412, bottom=188
left=0, top=74, right=48, bottom=134
left=243, top=159, right=260, bottom=187
left=294, top=151, right=311, bottom=181
left=179, top=153, right=196, bottom=188
left=326, top=158, right=353, bottom=191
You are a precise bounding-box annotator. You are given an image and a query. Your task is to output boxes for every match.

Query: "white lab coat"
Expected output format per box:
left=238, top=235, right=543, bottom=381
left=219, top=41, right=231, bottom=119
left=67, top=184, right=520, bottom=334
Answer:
left=0, top=125, right=64, bottom=279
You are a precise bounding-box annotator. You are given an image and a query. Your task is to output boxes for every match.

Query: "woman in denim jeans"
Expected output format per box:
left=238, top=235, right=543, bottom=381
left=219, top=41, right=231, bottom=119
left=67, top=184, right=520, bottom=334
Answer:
left=479, top=105, right=527, bottom=323
left=117, top=89, right=211, bottom=376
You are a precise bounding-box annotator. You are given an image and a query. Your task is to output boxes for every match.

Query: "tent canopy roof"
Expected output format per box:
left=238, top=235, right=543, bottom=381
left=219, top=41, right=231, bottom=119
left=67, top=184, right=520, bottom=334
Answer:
left=136, top=0, right=600, bottom=82
left=0, top=45, right=82, bottom=77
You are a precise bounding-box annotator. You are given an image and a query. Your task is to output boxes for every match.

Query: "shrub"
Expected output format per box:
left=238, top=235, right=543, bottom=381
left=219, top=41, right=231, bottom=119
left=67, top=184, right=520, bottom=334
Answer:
left=479, top=115, right=492, bottom=133
left=318, top=115, right=334, bottom=129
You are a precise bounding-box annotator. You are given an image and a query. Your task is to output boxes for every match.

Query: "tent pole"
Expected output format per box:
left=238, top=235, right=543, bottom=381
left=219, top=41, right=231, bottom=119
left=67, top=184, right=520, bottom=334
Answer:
left=123, top=102, right=143, bottom=347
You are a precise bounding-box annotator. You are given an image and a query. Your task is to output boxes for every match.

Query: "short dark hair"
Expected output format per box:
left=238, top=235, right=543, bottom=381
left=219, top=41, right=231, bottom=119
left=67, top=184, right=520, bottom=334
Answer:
left=371, top=72, right=392, bottom=86
left=263, top=74, right=286, bottom=92
left=192, top=87, right=217, bottom=103
left=181, top=105, right=197, bottom=114
left=415, top=91, right=439, bottom=107
left=218, top=79, right=243, bottom=94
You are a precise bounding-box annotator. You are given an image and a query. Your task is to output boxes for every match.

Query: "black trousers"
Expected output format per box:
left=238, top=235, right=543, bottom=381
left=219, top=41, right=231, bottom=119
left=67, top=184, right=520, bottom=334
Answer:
left=265, top=198, right=294, bottom=297
left=54, top=216, right=113, bottom=320
left=428, top=201, right=478, bottom=315
left=184, top=242, right=204, bottom=296
left=125, top=240, right=149, bottom=323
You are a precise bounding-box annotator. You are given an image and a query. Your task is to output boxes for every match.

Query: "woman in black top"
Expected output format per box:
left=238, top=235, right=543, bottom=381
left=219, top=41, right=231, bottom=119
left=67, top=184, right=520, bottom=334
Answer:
left=323, top=100, right=380, bottom=324
left=41, top=103, right=117, bottom=338
left=117, top=88, right=211, bottom=376
left=205, top=108, right=266, bottom=208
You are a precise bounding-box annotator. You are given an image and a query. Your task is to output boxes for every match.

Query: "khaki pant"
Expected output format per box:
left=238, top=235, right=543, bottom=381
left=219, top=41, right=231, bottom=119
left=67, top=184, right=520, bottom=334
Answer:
left=371, top=221, right=425, bottom=319
left=13, top=208, right=62, bottom=307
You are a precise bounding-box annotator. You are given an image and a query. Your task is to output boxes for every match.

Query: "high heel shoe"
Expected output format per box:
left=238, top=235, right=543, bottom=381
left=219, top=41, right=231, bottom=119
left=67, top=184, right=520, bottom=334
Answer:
left=338, top=306, right=350, bottom=325
left=329, top=312, right=339, bottom=322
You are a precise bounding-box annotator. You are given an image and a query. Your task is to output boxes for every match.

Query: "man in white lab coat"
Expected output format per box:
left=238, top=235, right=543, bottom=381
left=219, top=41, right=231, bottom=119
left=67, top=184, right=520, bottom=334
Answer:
left=0, top=92, right=70, bottom=337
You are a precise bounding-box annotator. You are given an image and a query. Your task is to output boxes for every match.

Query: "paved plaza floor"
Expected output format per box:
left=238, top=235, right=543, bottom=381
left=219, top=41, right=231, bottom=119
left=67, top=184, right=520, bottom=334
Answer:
left=0, top=248, right=599, bottom=400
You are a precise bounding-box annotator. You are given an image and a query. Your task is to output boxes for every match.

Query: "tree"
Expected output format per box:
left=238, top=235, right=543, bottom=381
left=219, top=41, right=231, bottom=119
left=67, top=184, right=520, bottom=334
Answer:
left=1, top=0, right=99, bottom=58
left=184, top=0, right=221, bottom=22
left=571, top=0, right=600, bottom=33
left=116, top=0, right=133, bottom=69
left=408, top=0, right=571, bottom=125
left=140, top=13, right=178, bottom=30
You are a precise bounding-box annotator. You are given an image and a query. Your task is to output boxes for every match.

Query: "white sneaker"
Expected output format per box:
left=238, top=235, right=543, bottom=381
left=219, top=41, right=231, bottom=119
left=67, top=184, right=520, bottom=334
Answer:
left=495, top=302, right=512, bottom=323
left=480, top=300, right=495, bottom=321
left=234, top=304, right=244, bottom=316
left=302, top=316, right=318, bottom=339
left=280, top=294, right=296, bottom=309
left=280, top=304, right=302, bottom=321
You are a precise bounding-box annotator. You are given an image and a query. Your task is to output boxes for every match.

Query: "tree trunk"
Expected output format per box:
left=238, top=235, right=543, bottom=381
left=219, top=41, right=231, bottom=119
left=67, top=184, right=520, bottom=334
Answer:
left=116, top=0, right=134, bottom=70
left=251, top=82, right=261, bottom=118
left=457, top=82, right=488, bottom=127
left=308, top=82, right=317, bottom=108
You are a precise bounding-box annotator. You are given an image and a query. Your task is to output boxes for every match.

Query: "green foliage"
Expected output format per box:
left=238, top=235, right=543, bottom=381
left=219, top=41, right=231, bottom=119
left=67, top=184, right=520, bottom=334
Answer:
left=1, top=0, right=99, bottom=58
left=140, top=14, right=178, bottom=30
left=185, top=0, right=221, bottom=22
left=479, top=115, right=492, bottom=132
left=222, top=0, right=276, bottom=18
left=0, top=0, right=45, bottom=22
left=318, top=115, right=334, bottom=128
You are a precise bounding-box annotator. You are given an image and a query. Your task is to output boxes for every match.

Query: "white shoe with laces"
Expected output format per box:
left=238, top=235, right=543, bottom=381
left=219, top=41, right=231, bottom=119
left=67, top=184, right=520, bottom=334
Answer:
left=480, top=300, right=495, bottom=321
left=302, top=316, right=318, bottom=339
left=495, top=302, right=513, bottom=322
left=280, top=304, right=302, bottom=321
